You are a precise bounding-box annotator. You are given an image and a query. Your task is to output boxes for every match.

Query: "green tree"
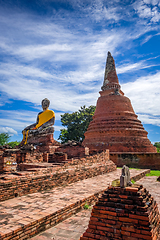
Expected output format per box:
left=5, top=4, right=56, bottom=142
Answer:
left=154, top=142, right=160, bottom=153
left=8, top=141, right=20, bottom=148
left=58, top=105, right=96, bottom=143
left=0, top=133, right=10, bottom=146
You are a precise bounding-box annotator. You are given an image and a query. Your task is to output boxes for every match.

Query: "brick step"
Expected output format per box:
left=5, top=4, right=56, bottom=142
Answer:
left=25, top=168, right=47, bottom=172
left=50, top=163, right=64, bottom=165
left=19, top=162, right=54, bottom=170
left=0, top=169, right=150, bottom=240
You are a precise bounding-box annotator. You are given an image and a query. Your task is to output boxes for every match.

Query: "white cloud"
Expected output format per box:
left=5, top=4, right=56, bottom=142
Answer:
left=0, top=110, right=38, bottom=122
left=0, top=15, right=132, bottom=113
left=0, top=63, right=54, bottom=79
left=133, top=0, right=160, bottom=22
left=0, top=118, right=33, bottom=131
left=138, top=113, right=160, bottom=126
left=117, top=60, right=159, bottom=74
left=151, top=0, right=159, bottom=6
left=54, top=125, right=65, bottom=131
left=0, top=127, right=17, bottom=135
left=117, top=62, right=144, bottom=74
left=151, top=6, right=160, bottom=22
left=15, top=43, right=73, bottom=61
left=89, top=4, right=120, bottom=22
left=141, top=34, right=153, bottom=44
left=0, top=75, right=99, bottom=112
left=122, top=71, right=160, bottom=119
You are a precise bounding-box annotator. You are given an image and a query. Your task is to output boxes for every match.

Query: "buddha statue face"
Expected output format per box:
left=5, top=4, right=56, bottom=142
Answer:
left=42, top=98, right=50, bottom=111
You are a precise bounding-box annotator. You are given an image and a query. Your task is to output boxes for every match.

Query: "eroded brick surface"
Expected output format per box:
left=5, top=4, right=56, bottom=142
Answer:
left=0, top=169, right=150, bottom=240
left=0, top=151, right=116, bottom=202
left=80, top=185, right=160, bottom=240
left=110, top=152, right=160, bottom=170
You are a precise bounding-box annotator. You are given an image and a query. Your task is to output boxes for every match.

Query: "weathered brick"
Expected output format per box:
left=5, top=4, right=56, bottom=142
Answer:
left=97, top=226, right=114, bottom=233
left=121, top=230, right=131, bottom=236
left=81, top=184, right=160, bottom=240
left=89, top=221, right=105, bottom=227
left=80, top=237, right=89, bottom=240
left=80, top=237, right=88, bottom=240
left=0, top=151, right=116, bottom=202
left=131, top=232, right=152, bottom=240
left=141, top=230, right=152, bottom=236
left=129, top=214, right=149, bottom=221
left=99, top=210, right=117, bottom=216
left=118, top=217, right=138, bottom=224
left=139, top=220, right=150, bottom=226
left=83, top=232, right=95, bottom=238
left=88, top=224, right=97, bottom=230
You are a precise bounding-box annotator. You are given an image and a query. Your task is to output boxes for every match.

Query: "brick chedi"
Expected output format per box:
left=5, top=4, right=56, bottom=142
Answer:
left=80, top=185, right=160, bottom=240
left=83, top=52, right=157, bottom=153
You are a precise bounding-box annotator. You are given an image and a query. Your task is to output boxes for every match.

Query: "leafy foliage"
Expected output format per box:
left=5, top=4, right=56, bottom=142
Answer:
left=58, top=105, right=96, bottom=143
left=154, top=142, right=160, bottom=153
left=83, top=203, right=92, bottom=209
left=0, top=133, right=20, bottom=148
left=0, top=133, right=10, bottom=146
left=8, top=141, right=20, bottom=148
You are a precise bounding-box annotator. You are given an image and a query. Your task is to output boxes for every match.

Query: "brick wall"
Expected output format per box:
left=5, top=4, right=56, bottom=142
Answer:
left=80, top=185, right=160, bottom=240
left=0, top=150, right=4, bottom=173
left=110, top=152, right=160, bottom=170
left=55, top=145, right=89, bottom=158
left=0, top=151, right=116, bottom=202
left=23, top=151, right=44, bottom=163
left=0, top=145, right=89, bottom=173
left=0, top=149, right=19, bottom=173
left=0, top=149, right=54, bottom=173
left=48, top=152, right=68, bottom=163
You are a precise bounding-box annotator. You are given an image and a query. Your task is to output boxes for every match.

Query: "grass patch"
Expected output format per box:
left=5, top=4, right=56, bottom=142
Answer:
left=131, top=179, right=136, bottom=184
left=83, top=203, right=92, bottom=210
left=146, top=170, right=160, bottom=177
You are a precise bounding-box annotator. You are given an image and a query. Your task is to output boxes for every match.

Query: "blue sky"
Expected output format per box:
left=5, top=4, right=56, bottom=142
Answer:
left=0, top=0, right=160, bottom=143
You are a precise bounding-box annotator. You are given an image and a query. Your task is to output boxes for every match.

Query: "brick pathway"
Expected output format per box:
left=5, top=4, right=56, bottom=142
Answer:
left=31, top=208, right=92, bottom=240
left=0, top=169, right=151, bottom=239
left=136, top=176, right=160, bottom=207
left=31, top=175, right=160, bottom=240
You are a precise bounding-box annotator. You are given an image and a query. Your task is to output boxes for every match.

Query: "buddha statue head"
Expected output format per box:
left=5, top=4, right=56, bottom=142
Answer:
left=42, top=98, right=50, bottom=111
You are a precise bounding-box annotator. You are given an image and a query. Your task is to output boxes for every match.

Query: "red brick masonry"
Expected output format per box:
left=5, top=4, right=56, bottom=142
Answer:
left=0, top=169, right=150, bottom=240
left=83, top=53, right=156, bottom=153
left=80, top=185, right=160, bottom=240
left=110, top=152, right=160, bottom=170
left=0, top=151, right=116, bottom=202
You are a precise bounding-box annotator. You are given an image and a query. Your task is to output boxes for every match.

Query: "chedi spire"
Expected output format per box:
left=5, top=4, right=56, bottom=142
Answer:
left=101, top=51, right=120, bottom=92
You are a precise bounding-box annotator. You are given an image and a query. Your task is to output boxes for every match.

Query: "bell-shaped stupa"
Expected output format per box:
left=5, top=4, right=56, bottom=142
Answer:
left=83, top=52, right=157, bottom=153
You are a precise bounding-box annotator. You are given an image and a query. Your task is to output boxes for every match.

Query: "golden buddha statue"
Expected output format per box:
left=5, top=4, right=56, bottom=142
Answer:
left=22, top=98, right=55, bottom=145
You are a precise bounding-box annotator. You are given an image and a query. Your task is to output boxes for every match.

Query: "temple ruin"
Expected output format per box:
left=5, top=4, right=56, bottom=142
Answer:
left=0, top=54, right=160, bottom=240
left=83, top=52, right=157, bottom=153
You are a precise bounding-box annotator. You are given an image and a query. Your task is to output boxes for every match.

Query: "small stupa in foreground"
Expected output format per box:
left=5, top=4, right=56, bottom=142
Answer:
left=83, top=52, right=156, bottom=153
